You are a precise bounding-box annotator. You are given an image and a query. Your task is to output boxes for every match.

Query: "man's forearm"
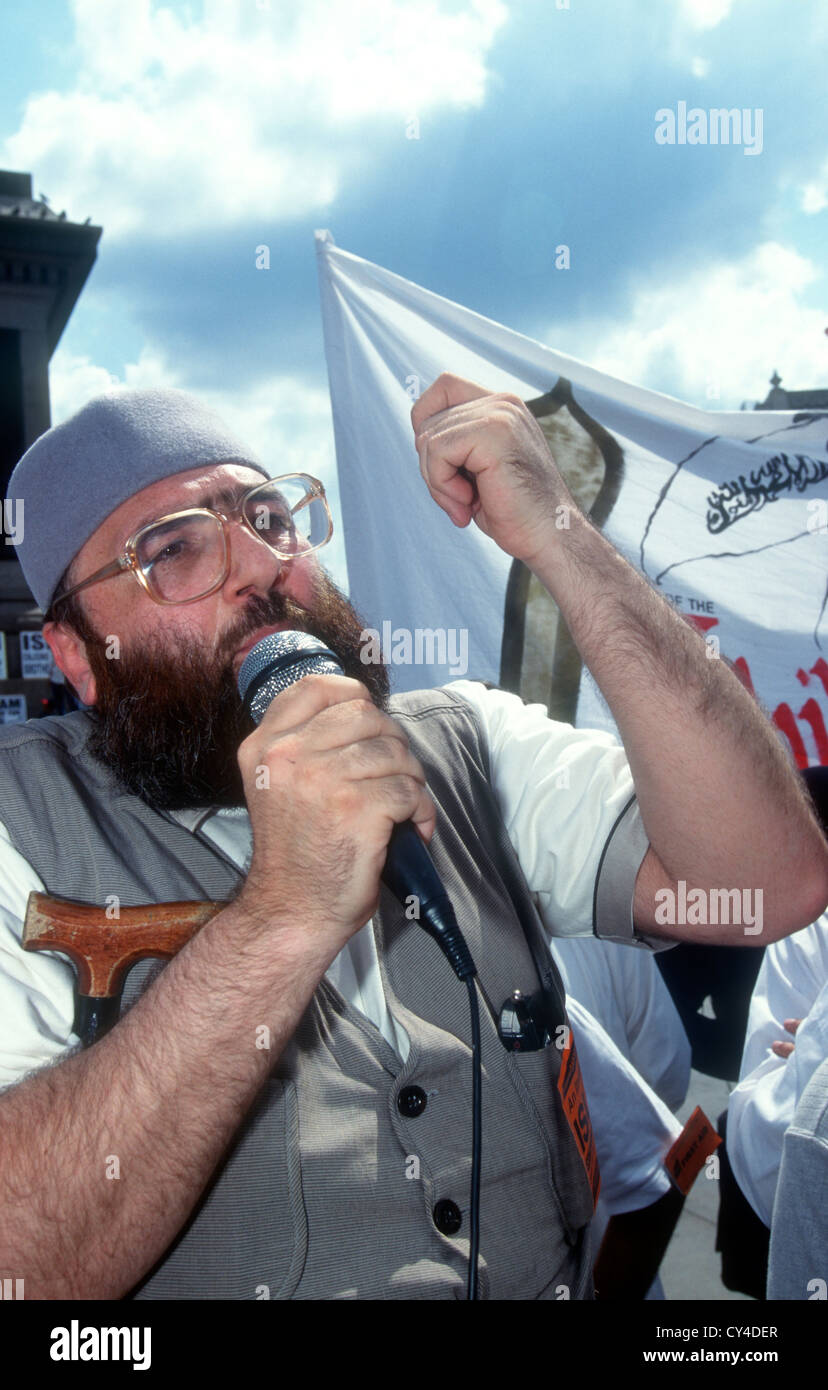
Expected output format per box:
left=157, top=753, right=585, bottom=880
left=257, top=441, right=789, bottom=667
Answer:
left=0, top=901, right=337, bottom=1299
left=531, top=511, right=828, bottom=934
left=409, top=372, right=826, bottom=935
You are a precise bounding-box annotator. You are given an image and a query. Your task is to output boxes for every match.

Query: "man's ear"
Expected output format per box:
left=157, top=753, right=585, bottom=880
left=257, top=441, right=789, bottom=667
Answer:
left=42, top=621, right=98, bottom=706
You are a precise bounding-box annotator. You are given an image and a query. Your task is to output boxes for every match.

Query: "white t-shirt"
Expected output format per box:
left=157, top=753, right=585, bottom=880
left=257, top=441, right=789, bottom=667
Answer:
left=549, top=936, right=691, bottom=1113
left=566, top=995, right=680, bottom=1218
left=726, top=912, right=828, bottom=1227
left=0, top=680, right=656, bottom=1085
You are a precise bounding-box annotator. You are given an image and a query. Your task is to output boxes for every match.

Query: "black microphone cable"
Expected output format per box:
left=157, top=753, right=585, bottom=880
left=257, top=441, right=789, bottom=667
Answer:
left=382, top=820, right=481, bottom=1299
left=239, top=631, right=483, bottom=1300
left=466, top=975, right=482, bottom=1301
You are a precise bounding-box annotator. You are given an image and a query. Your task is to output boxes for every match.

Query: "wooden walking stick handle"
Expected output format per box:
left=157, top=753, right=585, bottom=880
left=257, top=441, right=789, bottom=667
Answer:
left=22, top=891, right=225, bottom=996
left=21, top=891, right=225, bottom=1044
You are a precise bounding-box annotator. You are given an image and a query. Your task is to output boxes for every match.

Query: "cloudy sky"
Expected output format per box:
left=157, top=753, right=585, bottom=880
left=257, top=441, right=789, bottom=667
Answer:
left=3, top=0, right=827, bottom=586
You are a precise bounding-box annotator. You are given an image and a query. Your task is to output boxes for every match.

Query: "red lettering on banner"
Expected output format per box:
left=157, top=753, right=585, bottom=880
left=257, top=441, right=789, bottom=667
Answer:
left=798, top=700, right=828, bottom=763
left=810, top=658, right=828, bottom=697
left=733, top=655, right=756, bottom=695
left=684, top=615, right=719, bottom=635
left=774, top=703, right=810, bottom=768
left=735, top=655, right=827, bottom=769
left=673, top=609, right=827, bottom=769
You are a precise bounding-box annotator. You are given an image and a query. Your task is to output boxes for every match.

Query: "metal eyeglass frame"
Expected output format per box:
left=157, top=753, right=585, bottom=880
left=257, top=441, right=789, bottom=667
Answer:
left=50, top=473, right=333, bottom=609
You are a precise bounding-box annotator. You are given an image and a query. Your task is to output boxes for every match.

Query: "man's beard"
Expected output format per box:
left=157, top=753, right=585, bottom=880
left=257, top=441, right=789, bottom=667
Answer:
left=78, top=574, right=391, bottom=811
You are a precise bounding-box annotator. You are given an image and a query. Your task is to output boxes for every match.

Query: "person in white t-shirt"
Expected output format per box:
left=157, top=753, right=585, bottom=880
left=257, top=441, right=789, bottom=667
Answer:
left=549, top=935, right=690, bottom=1113
left=726, top=911, right=828, bottom=1229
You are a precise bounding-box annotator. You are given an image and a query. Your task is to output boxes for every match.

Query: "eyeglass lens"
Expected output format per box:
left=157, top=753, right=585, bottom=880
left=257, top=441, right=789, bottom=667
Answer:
left=135, top=478, right=329, bottom=602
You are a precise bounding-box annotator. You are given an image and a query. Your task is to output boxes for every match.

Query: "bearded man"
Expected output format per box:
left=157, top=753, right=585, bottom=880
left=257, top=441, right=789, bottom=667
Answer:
left=0, top=376, right=825, bottom=1300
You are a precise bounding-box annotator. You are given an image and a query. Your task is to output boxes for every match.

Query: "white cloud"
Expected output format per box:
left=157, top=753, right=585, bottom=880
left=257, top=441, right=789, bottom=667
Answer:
left=2, top=0, right=507, bottom=237
left=801, top=158, right=828, bottom=214
left=679, top=0, right=734, bottom=30
left=48, top=344, right=349, bottom=586
left=543, top=241, right=827, bottom=408
left=49, top=345, right=178, bottom=423
left=48, top=352, right=123, bottom=422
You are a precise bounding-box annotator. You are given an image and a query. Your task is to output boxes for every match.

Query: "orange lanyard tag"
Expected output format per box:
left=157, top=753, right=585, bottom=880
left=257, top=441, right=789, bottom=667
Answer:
left=665, top=1106, right=722, bottom=1195
left=557, top=1030, right=601, bottom=1207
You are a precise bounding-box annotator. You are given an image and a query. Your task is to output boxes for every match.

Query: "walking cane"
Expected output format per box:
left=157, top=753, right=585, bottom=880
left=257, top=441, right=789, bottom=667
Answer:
left=21, top=891, right=223, bottom=1047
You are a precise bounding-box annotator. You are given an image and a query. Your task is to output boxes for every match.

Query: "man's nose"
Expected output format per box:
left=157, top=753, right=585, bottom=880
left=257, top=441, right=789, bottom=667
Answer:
left=223, top=518, right=288, bottom=598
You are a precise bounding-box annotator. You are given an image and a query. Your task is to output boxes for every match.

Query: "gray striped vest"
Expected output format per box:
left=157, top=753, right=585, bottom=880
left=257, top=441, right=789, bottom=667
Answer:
left=0, top=688, right=596, bottom=1299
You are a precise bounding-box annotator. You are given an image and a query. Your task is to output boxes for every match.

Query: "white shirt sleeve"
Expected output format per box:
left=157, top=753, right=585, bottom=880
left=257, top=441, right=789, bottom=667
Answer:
left=445, top=680, right=657, bottom=945
left=726, top=914, right=828, bottom=1226
left=0, top=819, right=79, bottom=1088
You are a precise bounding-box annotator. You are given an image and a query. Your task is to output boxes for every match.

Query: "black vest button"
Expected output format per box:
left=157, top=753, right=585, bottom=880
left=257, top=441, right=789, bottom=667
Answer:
left=433, top=1199, right=462, bottom=1235
left=397, top=1085, right=428, bottom=1118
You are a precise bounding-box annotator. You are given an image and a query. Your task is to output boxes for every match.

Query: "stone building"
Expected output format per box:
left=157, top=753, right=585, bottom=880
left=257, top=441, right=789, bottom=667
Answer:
left=0, top=169, right=100, bottom=722
left=753, top=368, right=828, bottom=413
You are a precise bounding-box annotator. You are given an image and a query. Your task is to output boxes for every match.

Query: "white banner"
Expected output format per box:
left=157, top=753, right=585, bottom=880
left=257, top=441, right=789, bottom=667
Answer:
left=316, top=232, right=828, bottom=767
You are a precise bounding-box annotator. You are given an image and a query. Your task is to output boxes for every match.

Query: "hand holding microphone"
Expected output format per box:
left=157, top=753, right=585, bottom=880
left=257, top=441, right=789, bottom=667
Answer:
left=236, top=633, right=475, bottom=979
left=234, top=633, right=436, bottom=961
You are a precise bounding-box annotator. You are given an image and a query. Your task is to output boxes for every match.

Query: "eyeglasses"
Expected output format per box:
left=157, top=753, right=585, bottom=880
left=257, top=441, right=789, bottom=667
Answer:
left=51, top=473, right=333, bottom=609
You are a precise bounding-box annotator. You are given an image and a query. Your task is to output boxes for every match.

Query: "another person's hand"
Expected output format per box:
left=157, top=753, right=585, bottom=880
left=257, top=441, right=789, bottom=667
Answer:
left=770, top=1018, right=802, bottom=1060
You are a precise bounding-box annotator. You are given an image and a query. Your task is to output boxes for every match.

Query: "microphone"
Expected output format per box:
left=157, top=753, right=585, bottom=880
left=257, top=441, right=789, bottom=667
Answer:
left=238, top=631, right=476, bottom=981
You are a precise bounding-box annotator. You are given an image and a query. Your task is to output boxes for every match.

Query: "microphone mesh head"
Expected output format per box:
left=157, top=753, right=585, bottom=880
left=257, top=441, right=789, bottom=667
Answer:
left=238, top=630, right=342, bottom=725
